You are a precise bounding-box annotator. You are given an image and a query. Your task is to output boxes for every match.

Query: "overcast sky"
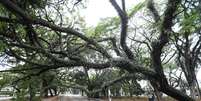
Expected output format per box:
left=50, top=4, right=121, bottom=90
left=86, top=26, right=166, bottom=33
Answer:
left=82, top=0, right=141, bottom=26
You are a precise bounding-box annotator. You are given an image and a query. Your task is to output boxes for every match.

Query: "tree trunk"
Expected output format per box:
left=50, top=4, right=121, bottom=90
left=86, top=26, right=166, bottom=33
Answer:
left=41, top=79, right=48, bottom=97
left=154, top=89, right=162, bottom=101
left=29, top=84, right=34, bottom=101
left=151, top=44, right=194, bottom=101
left=49, top=88, right=53, bottom=96
left=162, top=85, right=194, bottom=101
left=189, top=79, right=201, bottom=99
left=195, top=79, right=201, bottom=99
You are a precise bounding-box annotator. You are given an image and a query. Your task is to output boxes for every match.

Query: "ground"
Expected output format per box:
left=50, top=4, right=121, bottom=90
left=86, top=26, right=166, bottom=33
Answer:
left=0, top=96, right=179, bottom=101
left=42, top=96, right=103, bottom=101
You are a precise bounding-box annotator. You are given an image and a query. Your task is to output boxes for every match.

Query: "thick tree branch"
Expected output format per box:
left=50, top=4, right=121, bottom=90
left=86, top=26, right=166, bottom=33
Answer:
left=0, top=0, right=32, bottom=22
left=147, top=0, right=160, bottom=22
left=110, top=0, right=134, bottom=60
left=151, top=0, right=181, bottom=77
left=6, top=40, right=156, bottom=77
left=149, top=0, right=194, bottom=100
left=0, top=0, right=111, bottom=58
left=111, top=58, right=156, bottom=77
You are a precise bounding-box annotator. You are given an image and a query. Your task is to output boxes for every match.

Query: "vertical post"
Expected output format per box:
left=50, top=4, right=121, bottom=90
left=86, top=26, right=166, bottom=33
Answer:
left=108, top=88, right=112, bottom=101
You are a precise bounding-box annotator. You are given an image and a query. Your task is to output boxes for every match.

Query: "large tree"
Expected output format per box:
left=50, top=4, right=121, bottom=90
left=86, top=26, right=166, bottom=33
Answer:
left=0, top=0, right=200, bottom=101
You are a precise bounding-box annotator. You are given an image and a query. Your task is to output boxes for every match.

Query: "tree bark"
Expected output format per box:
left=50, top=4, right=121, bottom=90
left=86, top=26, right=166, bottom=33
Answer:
left=162, top=86, right=194, bottom=101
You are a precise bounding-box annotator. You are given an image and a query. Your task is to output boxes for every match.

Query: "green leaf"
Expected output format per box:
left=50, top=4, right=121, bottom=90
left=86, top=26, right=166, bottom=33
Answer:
left=0, top=40, right=6, bottom=52
left=180, top=10, right=199, bottom=33
left=128, top=1, right=146, bottom=18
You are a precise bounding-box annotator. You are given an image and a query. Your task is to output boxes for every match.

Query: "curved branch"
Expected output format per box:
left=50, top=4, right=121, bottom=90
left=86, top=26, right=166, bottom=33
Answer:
left=0, top=0, right=111, bottom=58
left=0, top=0, right=32, bottom=22
left=6, top=41, right=156, bottom=77
left=149, top=0, right=194, bottom=100
left=110, top=0, right=134, bottom=60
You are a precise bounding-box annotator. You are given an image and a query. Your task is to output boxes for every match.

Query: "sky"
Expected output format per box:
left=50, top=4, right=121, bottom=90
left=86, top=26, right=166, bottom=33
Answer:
left=81, top=0, right=141, bottom=26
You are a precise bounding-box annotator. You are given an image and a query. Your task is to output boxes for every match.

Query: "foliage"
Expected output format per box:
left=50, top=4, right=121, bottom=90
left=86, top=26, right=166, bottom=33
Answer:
left=0, top=0, right=200, bottom=101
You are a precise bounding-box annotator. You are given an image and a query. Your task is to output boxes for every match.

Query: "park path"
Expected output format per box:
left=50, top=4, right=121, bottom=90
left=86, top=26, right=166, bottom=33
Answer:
left=43, top=96, right=104, bottom=101
left=59, top=96, right=103, bottom=101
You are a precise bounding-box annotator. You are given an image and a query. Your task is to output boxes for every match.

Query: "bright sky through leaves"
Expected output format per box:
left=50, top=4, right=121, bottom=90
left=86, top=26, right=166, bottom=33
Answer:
left=82, top=0, right=141, bottom=26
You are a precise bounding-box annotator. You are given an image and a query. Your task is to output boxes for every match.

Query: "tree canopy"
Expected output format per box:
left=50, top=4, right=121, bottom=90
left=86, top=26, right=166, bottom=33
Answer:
left=0, top=0, right=201, bottom=101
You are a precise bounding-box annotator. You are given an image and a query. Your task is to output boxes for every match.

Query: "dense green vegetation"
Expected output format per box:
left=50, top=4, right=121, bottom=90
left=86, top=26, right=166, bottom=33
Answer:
left=0, top=0, right=201, bottom=101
